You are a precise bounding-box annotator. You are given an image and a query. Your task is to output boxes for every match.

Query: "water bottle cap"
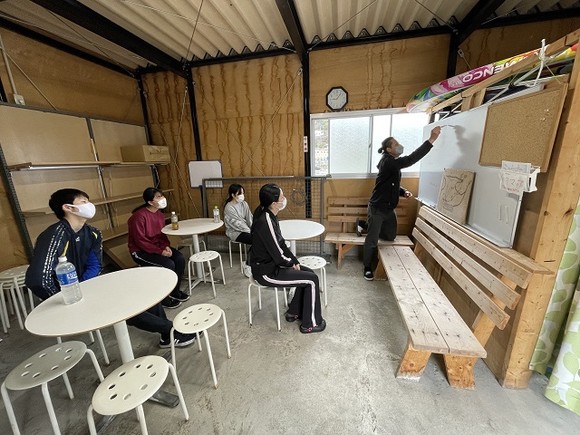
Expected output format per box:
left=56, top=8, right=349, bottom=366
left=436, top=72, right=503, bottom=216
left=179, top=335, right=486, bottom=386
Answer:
left=58, top=256, right=67, bottom=262
left=171, top=211, right=176, bottom=214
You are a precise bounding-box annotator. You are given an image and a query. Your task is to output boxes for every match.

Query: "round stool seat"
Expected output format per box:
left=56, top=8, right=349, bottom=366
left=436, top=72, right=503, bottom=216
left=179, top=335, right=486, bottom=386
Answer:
left=189, top=250, right=220, bottom=262
left=92, top=355, right=169, bottom=416
left=5, top=341, right=88, bottom=391
left=297, top=256, right=326, bottom=270
left=174, top=303, right=222, bottom=334
left=0, top=265, right=28, bottom=281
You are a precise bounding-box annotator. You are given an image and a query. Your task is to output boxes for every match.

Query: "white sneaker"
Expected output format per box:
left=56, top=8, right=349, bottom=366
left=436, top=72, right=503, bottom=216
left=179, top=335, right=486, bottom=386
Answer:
left=243, top=264, right=252, bottom=278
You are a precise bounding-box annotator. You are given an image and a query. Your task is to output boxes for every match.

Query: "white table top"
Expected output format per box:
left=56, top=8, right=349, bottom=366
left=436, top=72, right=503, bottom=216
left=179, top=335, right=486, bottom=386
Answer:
left=161, top=218, right=223, bottom=236
left=25, top=267, right=177, bottom=337
left=279, top=220, right=325, bottom=241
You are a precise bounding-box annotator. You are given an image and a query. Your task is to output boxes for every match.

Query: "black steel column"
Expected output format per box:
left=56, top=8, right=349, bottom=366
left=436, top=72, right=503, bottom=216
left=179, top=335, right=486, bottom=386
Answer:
left=136, top=71, right=152, bottom=144
left=0, top=73, right=7, bottom=102
left=185, top=66, right=203, bottom=161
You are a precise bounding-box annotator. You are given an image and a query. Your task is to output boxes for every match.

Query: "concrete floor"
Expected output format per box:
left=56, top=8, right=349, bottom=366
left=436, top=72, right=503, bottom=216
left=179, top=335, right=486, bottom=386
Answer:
left=1, top=254, right=578, bottom=434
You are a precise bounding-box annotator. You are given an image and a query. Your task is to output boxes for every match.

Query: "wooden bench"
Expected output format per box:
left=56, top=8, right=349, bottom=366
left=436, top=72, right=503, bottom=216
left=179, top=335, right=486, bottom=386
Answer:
left=325, top=196, right=416, bottom=268
left=378, top=205, right=551, bottom=389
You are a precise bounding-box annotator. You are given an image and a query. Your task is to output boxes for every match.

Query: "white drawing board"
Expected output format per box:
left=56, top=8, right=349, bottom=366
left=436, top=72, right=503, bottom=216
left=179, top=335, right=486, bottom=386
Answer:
left=188, top=160, right=223, bottom=188
left=418, top=105, right=522, bottom=247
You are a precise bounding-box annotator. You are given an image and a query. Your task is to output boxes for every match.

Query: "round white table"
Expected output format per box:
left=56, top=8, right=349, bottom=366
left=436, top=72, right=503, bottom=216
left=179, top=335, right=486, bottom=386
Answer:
left=162, top=218, right=223, bottom=289
left=279, top=220, right=325, bottom=255
left=25, top=267, right=177, bottom=364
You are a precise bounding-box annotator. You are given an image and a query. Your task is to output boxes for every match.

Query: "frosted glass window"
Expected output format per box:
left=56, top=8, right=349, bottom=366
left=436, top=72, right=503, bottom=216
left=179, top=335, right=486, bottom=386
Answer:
left=329, top=117, right=370, bottom=174
left=371, top=115, right=391, bottom=173
left=312, top=119, right=329, bottom=176
left=391, top=113, right=429, bottom=173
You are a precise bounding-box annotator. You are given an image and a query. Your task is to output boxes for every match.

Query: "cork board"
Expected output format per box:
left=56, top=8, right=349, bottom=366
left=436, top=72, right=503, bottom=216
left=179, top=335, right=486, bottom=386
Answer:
left=479, top=83, right=568, bottom=171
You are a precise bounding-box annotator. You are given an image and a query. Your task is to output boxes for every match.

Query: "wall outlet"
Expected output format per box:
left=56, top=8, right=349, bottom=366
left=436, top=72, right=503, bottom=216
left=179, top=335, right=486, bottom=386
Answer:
left=13, top=94, right=25, bottom=105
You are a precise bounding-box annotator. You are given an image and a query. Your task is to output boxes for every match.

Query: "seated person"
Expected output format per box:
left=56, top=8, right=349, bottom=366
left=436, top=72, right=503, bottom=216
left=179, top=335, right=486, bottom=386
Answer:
left=224, top=183, right=252, bottom=276
left=250, top=184, right=326, bottom=334
left=128, top=188, right=189, bottom=309
left=25, top=188, right=196, bottom=348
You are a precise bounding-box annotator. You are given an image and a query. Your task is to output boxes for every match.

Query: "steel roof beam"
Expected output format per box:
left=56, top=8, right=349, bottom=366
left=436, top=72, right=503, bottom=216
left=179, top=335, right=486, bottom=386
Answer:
left=457, top=0, right=506, bottom=44
left=29, top=0, right=185, bottom=77
left=275, top=0, right=308, bottom=63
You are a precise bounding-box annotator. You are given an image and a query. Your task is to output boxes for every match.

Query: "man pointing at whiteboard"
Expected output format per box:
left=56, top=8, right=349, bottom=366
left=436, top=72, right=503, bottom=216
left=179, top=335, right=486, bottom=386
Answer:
left=362, top=126, right=442, bottom=281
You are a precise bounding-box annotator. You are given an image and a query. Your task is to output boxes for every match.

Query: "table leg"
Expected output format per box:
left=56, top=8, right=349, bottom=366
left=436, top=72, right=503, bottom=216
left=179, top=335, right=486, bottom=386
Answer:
left=289, top=240, right=297, bottom=255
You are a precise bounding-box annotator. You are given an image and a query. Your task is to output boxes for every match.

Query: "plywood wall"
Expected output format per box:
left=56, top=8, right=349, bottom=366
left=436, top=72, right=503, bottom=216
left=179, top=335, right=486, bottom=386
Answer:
left=310, top=34, right=450, bottom=112
left=456, top=18, right=580, bottom=75
left=0, top=29, right=142, bottom=270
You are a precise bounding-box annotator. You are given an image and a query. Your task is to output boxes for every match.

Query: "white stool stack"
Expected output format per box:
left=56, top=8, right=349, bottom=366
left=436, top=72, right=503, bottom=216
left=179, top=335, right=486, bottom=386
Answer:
left=87, top=355, right=188, bottom=435
left=297, top=256, right=329, bottom=307
left=1, top=341, right=104, bottom=435
left=187, top=250, right=226, bottom=297
left=247, top=277, right=288, bottom=331
left=0, top=265, right=30, bottom=331
left=171, top=303, right=231, bottom=388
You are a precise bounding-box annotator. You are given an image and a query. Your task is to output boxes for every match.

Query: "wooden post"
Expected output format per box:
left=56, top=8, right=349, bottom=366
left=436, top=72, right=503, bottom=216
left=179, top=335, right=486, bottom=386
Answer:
left=396, top=341, right=431, bottom=380
left=444, top=355, right=477, bottom=389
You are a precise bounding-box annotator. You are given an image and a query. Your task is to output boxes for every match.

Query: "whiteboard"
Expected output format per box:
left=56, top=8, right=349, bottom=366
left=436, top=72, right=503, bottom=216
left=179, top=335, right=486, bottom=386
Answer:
left=188, top=160, right=223, bottom=188
left=418, top=106, right=522, bottom=248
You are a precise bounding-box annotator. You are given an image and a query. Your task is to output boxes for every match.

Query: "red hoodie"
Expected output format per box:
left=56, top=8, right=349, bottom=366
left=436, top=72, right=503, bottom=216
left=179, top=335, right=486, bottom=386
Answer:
left=127, top=207, right=169, bottom=255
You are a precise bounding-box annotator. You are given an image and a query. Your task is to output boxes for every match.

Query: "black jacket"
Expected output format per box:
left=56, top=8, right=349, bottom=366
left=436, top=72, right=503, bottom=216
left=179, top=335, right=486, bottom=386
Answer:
left=369, top=140, right=433, bottom=209
left=250, top=209, right=298, bottom=277
left=25, top=220, right=102, bottom=300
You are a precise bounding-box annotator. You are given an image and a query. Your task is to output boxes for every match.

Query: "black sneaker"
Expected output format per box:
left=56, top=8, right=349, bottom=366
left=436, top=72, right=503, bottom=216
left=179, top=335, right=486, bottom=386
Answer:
left=161, top=296, right=181, bottom=309
left=356, top=219, right=367, bottom=237
left=285, top=311, right=300, bottom=323
left=364, top=268, right=374, bottom=281
left=171, top=290, right=190, bottom=302
left=159, top=332, right=197, bottom=349
left=299, top=319, right=326, bottom=334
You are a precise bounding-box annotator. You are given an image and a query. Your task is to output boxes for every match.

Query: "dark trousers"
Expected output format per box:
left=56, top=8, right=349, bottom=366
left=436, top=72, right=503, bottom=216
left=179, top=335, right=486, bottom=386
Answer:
left=254, top=266, right=323, bottom=328
left=127, top=303, right=172, bottom=339
left=363, top=205, right=397, bottom=269
left=131, top=247, right=185, bottom=295
left=235, top=232, right=252, bottom=245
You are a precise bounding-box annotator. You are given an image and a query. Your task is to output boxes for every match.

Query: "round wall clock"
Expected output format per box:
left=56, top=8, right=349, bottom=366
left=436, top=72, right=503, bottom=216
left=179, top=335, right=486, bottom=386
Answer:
left=326, top=86, right=348, bottom=111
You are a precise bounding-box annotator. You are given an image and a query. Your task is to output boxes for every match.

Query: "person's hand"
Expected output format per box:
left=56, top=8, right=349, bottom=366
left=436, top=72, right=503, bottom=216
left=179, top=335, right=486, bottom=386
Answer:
left=404, top=191, right=413, bottom=198
left=429, top=126, right=442, bottom=144
left=292, top=264, right=300, bottom=271
left=161, top=247, right=172, bottom=257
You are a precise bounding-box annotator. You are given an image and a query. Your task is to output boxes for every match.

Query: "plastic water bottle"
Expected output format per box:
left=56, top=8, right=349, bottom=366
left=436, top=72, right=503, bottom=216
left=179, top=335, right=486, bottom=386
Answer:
left=171, top=211, right=179, bottom=230
left=55, top=256, right=83, bottom=304
left=213, top=205, right=220, bottom=223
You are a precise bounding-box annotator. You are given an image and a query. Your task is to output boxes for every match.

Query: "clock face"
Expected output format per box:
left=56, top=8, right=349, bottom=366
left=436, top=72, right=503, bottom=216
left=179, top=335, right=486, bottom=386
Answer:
left=326, top=87, right=348, bottom=111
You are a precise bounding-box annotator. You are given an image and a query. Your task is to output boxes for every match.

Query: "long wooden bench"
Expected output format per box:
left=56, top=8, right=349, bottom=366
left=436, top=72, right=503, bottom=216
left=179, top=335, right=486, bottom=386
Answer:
left=325, top=196, right=416, bottom=268
left=378, top=205, right=551, bottom=389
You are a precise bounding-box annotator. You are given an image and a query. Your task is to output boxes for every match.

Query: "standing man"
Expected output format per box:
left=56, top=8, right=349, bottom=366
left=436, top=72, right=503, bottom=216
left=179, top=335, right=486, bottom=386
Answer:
left=362, top=126, right=442, bottom=280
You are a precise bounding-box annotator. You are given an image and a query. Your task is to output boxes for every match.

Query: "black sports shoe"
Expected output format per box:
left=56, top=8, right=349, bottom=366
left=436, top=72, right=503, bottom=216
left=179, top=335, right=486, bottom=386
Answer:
left=159, top=332, right=197, bottom=349
left=161, top=296, right=181, bottom=309
left=171, top=290, right=190, bottom=302
left=356, top=219, right=368, bottom=237
left=364, top=268, right=374, bottom=281
left=299, top=319, right=326, bottom=334
left=285, top=311, right=300, bottom=323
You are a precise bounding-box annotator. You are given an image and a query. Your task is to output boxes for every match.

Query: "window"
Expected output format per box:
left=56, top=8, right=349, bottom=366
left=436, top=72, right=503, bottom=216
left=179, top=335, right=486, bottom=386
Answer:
left=311, top=109, right=429, bottom=177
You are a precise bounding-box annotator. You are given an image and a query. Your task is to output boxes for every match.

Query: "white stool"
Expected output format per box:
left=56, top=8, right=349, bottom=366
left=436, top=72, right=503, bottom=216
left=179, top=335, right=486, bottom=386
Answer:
left=0, top=265, right=30, bottom=330
left=187, top=250, right=226, bottom=297
left=297, top=256, right=328, bottom=307
left=87, top=355, right=188, bottom=435
left=247, top=277, right=288, bottom=331
left=2, top=341, right=104, bottom=435
left=228, top=240, right=247, bottom=273
left=171, top=303, right=231, bottom=388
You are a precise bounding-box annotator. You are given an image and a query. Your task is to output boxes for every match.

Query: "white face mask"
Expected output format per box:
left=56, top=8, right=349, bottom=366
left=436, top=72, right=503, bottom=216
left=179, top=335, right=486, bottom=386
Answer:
left=394, top=144, right=404, bottom=157
left=236, top=194, right=245, bottom=202
left=67, top=202, right=96, bottom=219
left=156, top=198, right=167, bottom=209
left=278, top=197, right=287, bottom=210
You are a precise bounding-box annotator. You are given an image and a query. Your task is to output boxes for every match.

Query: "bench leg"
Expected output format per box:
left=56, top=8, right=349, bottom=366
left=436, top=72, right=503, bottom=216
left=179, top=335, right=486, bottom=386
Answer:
left=396, top=342, right=431, bottom=380
left=373, top=261, right=386, bottom=280
left=337, top=244, right=344, bottom=269
left=443, top=355, right=477, bottom=389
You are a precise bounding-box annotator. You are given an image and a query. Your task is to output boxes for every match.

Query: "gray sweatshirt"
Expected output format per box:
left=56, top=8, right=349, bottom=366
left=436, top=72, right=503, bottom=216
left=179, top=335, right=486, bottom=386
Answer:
left=224, top=200, right=253, bottom=241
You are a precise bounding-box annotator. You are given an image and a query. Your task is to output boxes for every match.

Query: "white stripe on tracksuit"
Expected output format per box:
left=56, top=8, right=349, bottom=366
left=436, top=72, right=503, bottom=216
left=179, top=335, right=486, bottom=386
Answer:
left=265, top=213, right=293, bottom=263
left=261, top=274, right=318, bottom=327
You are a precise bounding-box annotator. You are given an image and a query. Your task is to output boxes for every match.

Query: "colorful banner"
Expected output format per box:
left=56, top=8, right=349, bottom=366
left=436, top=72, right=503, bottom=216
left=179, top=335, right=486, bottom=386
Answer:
left=406, top=43, right=577, bottom=112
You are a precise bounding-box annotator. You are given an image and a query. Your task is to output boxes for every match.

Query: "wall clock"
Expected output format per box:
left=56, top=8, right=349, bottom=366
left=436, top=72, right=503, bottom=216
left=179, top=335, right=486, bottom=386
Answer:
left=326, top=86, right=348, bottom=111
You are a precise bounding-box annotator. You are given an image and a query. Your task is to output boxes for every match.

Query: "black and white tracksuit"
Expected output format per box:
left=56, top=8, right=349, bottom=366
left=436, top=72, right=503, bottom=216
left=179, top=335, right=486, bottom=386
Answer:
left=250, top=208, right=323, bottom=329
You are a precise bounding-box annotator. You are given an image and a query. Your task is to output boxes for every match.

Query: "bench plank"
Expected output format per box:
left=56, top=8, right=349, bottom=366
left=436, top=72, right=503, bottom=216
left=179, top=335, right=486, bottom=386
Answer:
left=325, top=233, right=413, bottom=268
left=393, top=246, right=487, bottom=358
left=415, top=219, right=520, bottom=309
left=379, top=247, right=449, bottom=354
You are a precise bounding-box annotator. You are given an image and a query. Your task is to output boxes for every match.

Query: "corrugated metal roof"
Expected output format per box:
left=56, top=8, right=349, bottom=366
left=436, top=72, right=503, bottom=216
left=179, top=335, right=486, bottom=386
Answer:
left=0, top=0, right=578, bottom=74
